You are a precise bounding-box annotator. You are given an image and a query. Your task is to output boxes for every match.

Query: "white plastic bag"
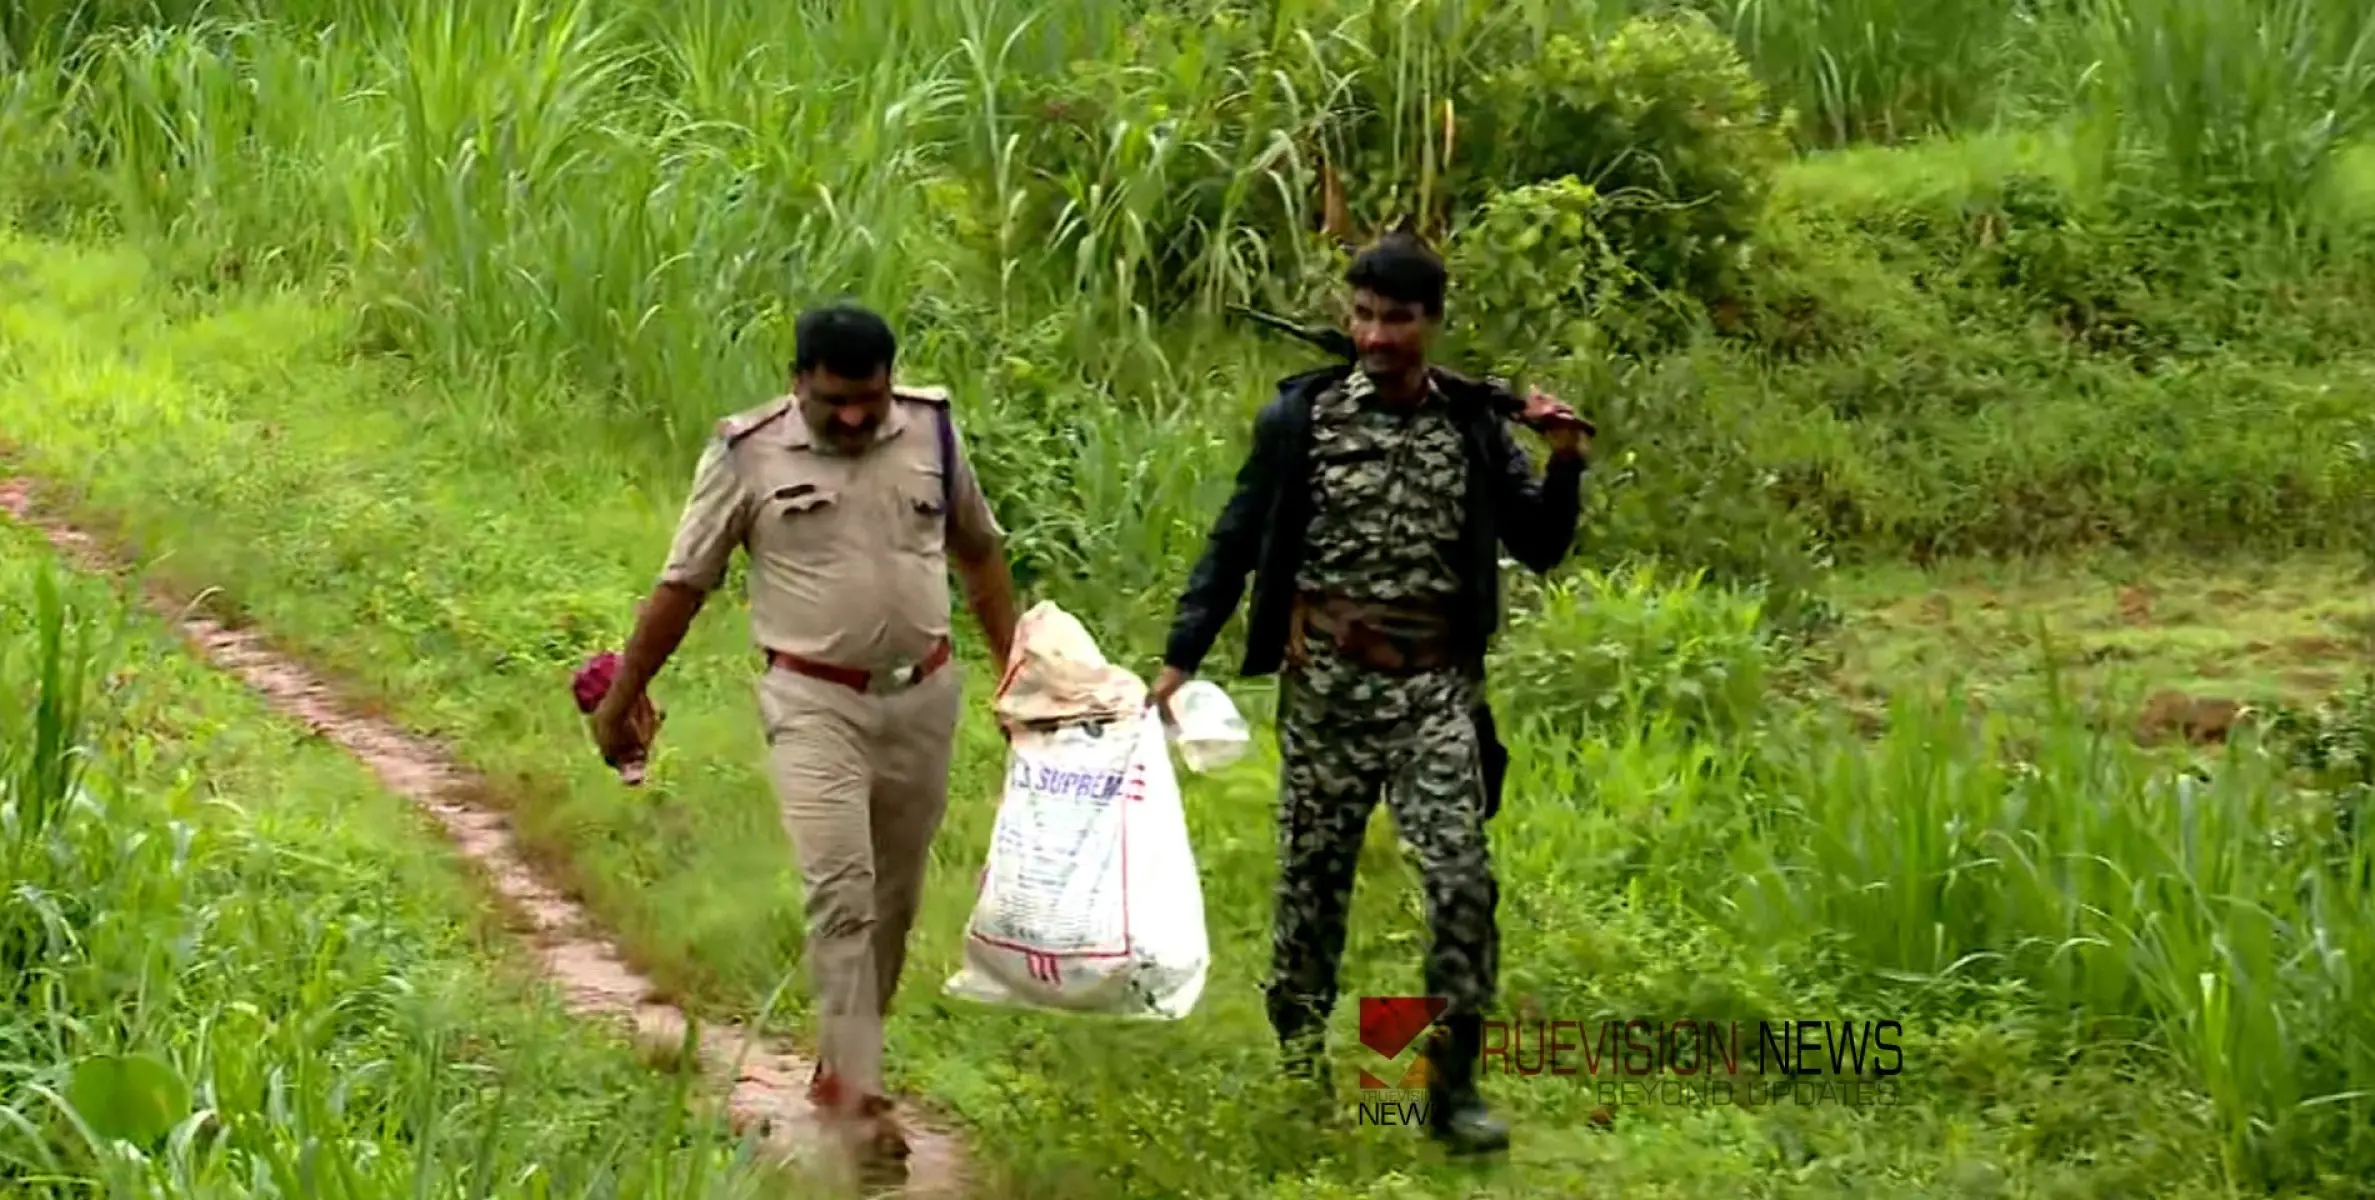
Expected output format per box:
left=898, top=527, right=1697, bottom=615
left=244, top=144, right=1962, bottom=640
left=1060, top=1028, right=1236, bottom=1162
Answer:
left=944, top=604, right=1210, bottom=1020
left=1165, top=679, right=1250, bottom=773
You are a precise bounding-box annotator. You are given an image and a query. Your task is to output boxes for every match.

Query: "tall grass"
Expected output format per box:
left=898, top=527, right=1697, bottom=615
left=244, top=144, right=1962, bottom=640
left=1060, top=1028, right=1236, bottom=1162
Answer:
left=1714, top=0, right=2026, bottom=144
left=0, top=545, right=769, bottom=1196
left=14, top=0, right=2373, bottom=430
left=9, top=0, right=2368, bottom=518
left=1730, top=685, right=2375, bottom=1188
left=2070, top=0, right=2375, bottom=223
left=6, top=1, right=2375, bottom=1194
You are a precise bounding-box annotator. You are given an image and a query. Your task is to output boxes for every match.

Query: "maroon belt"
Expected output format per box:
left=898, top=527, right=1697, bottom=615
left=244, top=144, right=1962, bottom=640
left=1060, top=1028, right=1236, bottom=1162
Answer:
left=768, top=637, right=952, bottom=695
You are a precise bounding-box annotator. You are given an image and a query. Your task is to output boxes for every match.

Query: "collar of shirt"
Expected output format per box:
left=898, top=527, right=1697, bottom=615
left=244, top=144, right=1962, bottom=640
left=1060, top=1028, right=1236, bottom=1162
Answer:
left=1343, top=367, right=1444, bottom=415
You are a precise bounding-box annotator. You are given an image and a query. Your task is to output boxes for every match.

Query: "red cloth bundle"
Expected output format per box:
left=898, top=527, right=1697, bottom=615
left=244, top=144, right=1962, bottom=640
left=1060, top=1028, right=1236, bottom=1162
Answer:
left=573, top=651, right=657, bottom=785
left=572, top=652, right=621, bottom=715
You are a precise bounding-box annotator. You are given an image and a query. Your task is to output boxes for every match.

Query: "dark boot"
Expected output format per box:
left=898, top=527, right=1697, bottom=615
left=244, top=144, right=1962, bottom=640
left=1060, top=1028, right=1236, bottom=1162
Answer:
left=1267, top=986, right=1332, bottom=1086
left=1425, top=1014, right=1509, bottom=1155
left=1278, top=1017, right=1332, bottom=1091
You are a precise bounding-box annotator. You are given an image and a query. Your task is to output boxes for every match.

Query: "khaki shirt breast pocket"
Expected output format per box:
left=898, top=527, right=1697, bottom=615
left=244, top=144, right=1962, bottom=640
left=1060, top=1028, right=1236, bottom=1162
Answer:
left=754, top=476, right=847, bottom=559
left=892, top=464, right=947, bottom=558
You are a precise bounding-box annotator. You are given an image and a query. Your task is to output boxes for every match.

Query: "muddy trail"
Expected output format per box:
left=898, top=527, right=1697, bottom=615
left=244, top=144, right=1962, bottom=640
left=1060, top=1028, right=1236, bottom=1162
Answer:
left=0, top=476, right=974, bottom=1198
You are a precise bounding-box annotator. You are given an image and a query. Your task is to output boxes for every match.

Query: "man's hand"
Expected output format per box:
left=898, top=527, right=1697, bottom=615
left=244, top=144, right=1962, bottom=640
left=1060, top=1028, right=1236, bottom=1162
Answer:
left=1151, top=665, right=1190, bottom=723
left=591, top=697, right=647, bottom=770
left=1521, top=390, right=1592, bottom=460
left=587, top=584, right=705, bottom=784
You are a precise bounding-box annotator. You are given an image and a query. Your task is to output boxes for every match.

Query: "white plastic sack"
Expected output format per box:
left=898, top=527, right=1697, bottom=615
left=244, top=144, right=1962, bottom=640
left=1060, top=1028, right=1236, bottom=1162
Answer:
left=1165, top=679, right=1250, bottom=774
left=945, top=602, right=1210, bottom=1020
left=944, top=708, right=1210, bottom=1019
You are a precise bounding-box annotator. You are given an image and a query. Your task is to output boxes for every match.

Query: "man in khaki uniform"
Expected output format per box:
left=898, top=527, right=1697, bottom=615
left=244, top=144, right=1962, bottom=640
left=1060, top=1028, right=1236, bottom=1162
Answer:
left=591, top=303, right=1019, bottom=1168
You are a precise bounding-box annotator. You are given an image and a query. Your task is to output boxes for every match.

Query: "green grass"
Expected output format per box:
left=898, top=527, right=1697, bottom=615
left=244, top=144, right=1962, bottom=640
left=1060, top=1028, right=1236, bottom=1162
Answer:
left=0, top=210, right=2368, bottom=1199
left=1821, top=555, right=2375, bottom=729
left=7, top=0, right=2375, bottom=1196
left=0, top=513, right=774, bottom=1195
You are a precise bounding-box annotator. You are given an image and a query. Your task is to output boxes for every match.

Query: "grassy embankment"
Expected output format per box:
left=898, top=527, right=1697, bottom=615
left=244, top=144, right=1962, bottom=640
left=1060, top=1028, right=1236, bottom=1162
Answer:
left=5, top=1, right=2375, bottom=1196
left=0, top=517, right=775, bottom=1194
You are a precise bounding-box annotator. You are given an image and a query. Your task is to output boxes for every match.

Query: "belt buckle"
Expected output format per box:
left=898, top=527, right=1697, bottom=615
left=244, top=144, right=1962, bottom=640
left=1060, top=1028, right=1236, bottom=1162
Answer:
left=867, top=659, right=918, bottom=695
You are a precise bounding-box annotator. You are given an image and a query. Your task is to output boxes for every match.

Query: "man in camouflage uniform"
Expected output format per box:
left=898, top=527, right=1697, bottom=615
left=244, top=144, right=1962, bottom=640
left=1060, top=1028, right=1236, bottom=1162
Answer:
left=1153, top=233, right=1590, bottom=1153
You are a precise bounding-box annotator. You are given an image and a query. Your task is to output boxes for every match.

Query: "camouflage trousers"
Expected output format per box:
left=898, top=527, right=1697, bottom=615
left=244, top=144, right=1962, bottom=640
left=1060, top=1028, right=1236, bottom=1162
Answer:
left=1264, top=645, right=1500, bottom=1042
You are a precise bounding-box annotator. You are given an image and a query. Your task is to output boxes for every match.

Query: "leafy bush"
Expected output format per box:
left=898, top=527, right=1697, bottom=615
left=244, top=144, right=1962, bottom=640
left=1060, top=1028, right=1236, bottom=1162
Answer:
left=1489, top=563, right=1781, bottom=743
left=1230, top=5, right=1792, bottom=329
left=1441, top=176, right=1645, bottom=369
left=2262, top=672, right=2375, bottom=848
left=1471, top=11, right=1795, bottom=312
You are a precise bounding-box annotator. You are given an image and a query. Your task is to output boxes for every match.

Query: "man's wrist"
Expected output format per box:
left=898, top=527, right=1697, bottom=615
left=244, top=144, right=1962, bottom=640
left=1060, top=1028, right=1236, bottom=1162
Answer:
left=599, top=659, right=654, bottom=719
left=592, top=688, right=631, bottom=726
left=1159, top=635, right=1203, bottom=677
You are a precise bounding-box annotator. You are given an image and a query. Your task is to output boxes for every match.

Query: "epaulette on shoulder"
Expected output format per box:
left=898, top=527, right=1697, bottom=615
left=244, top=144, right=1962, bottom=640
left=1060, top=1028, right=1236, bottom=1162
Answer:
left=894, top=384, right=953, bottom=407
left=715, top=395, right=795, bottom=446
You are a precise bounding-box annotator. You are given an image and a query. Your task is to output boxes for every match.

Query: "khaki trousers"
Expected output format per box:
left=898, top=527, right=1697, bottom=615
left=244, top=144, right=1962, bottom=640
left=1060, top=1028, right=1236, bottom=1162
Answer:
left=756, top=660, right=960, bottom=1099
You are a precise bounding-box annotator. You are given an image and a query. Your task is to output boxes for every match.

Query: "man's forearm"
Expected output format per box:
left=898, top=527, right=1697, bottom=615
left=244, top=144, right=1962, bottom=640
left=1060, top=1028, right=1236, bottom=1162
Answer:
left=600, top=581, right=706, bottom=720
left=1163, top=402, right=1284, bottom=675
left=1162, top=479, right=1268, bottom=673
left=957, top=549, right=1020, bottom=669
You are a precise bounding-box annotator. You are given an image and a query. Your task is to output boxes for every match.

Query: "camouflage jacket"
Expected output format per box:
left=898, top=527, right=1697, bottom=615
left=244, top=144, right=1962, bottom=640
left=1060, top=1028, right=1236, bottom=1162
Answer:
left=1162, top=363, right=1588, bottom=680
left=1293, top=368, right=1469, bottom=606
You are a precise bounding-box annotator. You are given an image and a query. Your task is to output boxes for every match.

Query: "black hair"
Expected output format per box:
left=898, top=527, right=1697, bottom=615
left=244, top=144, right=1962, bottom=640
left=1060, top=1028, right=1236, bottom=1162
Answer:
left=1344, top=231, right=1447, bottom=317
left=792, top=302, right=897, bottom=379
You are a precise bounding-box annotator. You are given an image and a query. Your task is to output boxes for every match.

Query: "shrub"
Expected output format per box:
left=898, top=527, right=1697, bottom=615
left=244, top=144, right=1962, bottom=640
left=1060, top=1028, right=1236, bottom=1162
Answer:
left=1471, top=11, right=1795, bottom=311
left=2261, top=672, right=2375, bottom=848
left=1489, top=562, right=1781, bottom=744
left=1441, top=176, right=1648, bottom=370
left=1266, top=6, right=1789, bottom=326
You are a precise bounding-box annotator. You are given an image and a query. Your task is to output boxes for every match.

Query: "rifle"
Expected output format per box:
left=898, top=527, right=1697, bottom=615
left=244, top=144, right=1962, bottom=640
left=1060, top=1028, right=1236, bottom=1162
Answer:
left=1229, top=305, right=1359, bottom=361
left=1226, top=305, right=1596, bottom=438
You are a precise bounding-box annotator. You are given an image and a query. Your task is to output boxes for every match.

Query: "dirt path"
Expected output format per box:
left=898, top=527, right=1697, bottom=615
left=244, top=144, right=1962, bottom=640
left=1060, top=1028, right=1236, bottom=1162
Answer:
left=0, top=476, right=974, bottom=1198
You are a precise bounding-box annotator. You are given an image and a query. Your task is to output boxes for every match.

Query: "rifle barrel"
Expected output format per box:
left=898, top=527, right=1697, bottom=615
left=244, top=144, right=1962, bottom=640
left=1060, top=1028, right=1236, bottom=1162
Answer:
left=1226, top=305, right=1355, bottom=359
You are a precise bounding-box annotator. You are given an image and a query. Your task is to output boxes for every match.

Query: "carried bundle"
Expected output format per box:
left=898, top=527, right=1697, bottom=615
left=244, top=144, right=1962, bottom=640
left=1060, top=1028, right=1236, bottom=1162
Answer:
left=943, top=603, right=1244, bottom=1020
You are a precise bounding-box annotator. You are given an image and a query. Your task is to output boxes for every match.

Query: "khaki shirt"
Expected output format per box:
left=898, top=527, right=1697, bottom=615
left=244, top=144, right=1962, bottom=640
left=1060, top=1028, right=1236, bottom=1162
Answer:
left=659, top=385, right=1004, bottom=669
